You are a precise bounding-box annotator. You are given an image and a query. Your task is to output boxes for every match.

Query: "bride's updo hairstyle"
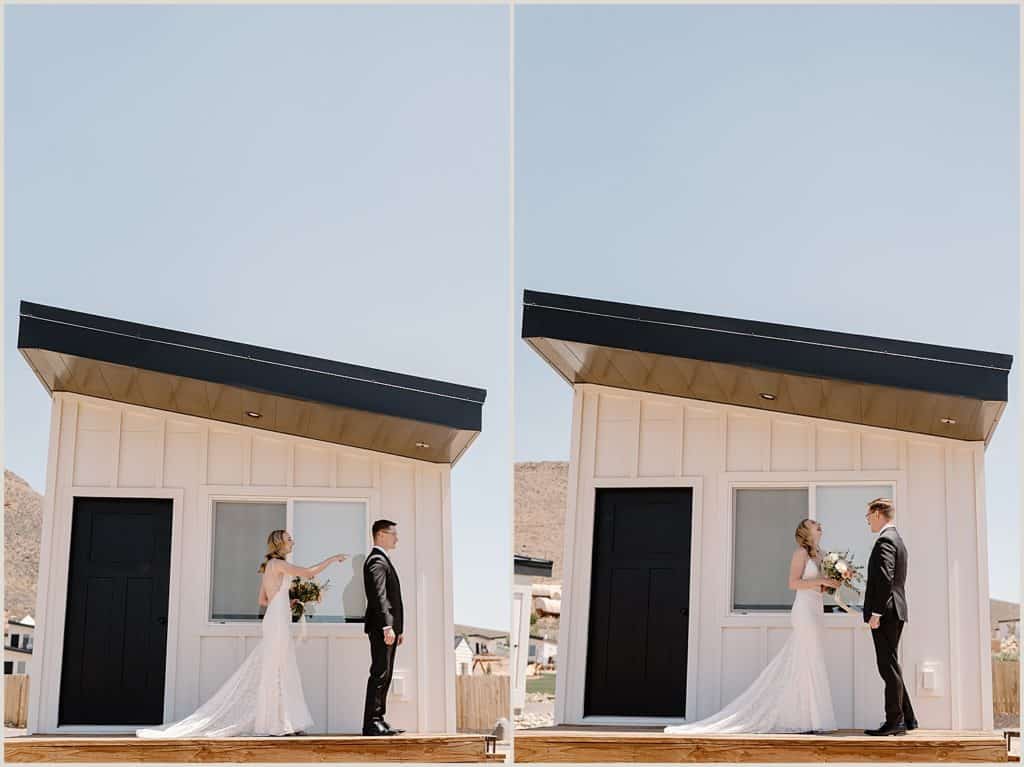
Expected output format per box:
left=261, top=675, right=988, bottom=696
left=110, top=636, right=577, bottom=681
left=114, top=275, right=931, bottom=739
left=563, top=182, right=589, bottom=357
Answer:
left=795, top=519, right=820, bottom=560
left=258, top=529, right=290, bottom=573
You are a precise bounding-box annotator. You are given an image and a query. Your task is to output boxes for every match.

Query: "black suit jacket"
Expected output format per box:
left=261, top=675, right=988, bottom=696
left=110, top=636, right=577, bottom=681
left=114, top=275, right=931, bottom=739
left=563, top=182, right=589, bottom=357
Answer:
left=363, top=548, right=404, bottom=635
left=863, top=526, right=909, bottom=623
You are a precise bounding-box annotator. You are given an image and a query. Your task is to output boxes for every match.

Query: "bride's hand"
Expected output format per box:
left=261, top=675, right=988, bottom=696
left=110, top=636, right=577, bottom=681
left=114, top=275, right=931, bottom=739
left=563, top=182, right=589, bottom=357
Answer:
left=822, top=578, right=842, bottom=590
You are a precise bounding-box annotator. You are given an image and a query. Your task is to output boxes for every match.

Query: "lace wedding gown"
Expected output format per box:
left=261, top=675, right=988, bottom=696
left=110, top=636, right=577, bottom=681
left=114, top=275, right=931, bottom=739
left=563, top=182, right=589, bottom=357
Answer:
left=664, top=557, right=837, bottom=734
left=137, top=573, right=314, bottom=738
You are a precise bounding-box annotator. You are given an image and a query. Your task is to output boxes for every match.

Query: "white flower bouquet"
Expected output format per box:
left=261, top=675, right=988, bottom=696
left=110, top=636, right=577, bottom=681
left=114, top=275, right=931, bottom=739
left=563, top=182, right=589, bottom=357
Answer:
left=820, top=550, right=865, bottom=614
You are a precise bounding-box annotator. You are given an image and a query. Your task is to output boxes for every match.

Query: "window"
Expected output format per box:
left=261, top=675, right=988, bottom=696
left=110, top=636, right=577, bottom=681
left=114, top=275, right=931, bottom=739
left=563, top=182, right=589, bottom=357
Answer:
left=210, top=499, right=368, bottom=622
left=291, top=501, right=368, bottom=622
left=816, top=485, right=893, bottom=611
left=731, top=483, right=895, bottom=613
left=3, top=662, right=11, bottom=675
left=733, top=488, right=808, bottom=611
left=9, top=634, right=19, bottom=649
left=23, top=635, right=32, bottom=651
left=211, top=502, right=286, bottom=620
left=16, top=662, right=26, bottom=674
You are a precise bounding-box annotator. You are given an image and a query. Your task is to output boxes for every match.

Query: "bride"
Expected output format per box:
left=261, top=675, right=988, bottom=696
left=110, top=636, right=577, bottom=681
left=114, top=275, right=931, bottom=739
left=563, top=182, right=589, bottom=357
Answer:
left=665, top=519, right=841, bottom=735
left=137, top=530, right=346, bottom=738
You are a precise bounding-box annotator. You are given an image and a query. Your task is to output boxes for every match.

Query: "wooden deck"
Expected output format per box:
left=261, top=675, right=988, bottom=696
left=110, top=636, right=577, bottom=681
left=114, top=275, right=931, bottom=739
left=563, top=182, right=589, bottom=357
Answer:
left=512, top=725, right=1008, bottom=763
left=4, top=733, right=505, bottom=763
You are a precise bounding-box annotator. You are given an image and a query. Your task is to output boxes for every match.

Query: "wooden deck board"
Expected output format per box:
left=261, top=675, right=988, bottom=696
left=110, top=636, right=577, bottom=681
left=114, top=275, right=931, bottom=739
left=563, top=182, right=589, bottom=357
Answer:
left=512, top=727, right=1007, bottom=763
left=4, top=733, right=503, bottom=763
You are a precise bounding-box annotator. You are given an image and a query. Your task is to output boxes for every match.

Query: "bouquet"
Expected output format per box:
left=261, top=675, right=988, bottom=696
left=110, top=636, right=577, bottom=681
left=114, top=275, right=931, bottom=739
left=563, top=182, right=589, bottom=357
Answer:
left=289, top=576, right=329, bottom=622
left=820, top=550, right=865, bottom=614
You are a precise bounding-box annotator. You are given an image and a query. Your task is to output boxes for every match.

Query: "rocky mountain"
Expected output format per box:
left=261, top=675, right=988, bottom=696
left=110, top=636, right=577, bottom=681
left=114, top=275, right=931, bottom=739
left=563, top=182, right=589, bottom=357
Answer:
left=5, top=470, right=42, bottom=619
left=514, top=461, right=567, bottom=584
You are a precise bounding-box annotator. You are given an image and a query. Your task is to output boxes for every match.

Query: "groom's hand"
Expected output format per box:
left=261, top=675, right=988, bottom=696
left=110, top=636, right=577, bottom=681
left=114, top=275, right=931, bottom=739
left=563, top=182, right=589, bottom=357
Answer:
left=397, top=634, right=404, bottom=646
left=383, top=626, right=396, bottom=645
left=868, top=614, right=881, bottom=630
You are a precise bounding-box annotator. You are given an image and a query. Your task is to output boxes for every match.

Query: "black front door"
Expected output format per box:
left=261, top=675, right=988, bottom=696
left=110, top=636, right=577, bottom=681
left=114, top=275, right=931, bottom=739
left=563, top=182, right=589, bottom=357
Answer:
left=59, top=498, right=173, bottom=726
left=584, top=488, right=692, bottom=717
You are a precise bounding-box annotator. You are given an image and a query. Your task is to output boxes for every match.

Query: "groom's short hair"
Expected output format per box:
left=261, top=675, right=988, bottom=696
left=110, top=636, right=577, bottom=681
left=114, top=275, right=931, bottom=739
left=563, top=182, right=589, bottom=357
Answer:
left=868, top=498, right=895, bottom=519
left=372, top=519, right=397, bottom=536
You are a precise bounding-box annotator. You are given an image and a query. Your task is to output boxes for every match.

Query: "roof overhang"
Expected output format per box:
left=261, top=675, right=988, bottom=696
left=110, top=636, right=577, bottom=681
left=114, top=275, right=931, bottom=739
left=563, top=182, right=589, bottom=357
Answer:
left=19, top=301, right=486, bottom=464
left=514, top=554, right=554, bottom=578
left=523, top=290, right=1012, bottom=444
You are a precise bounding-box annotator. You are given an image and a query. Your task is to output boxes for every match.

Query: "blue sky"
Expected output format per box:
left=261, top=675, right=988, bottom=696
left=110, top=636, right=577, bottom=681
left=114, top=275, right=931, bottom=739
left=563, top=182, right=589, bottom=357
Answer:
left=514, top=5, right=1020, bottom=601
left=6, top=6, right=510, bottom=629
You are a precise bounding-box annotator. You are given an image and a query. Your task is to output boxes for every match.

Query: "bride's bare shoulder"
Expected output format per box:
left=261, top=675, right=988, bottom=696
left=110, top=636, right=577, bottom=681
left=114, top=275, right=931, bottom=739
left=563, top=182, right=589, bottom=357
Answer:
left=792, top=547, right=809, bottom=562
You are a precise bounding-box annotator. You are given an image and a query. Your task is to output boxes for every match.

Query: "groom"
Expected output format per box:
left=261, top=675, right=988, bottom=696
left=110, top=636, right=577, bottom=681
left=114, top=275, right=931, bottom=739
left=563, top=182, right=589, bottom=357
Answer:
left=362, top=519, right=405, bottom=737
left=863, top=497, right=918, bottom=736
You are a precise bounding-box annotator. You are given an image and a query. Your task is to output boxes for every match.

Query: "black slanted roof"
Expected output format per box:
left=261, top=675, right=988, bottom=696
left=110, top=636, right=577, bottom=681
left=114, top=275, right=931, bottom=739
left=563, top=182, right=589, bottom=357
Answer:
left=19, top=301, right=486, bottom=464
left=514, top=554, right=554, bottom=578
left=522, top=290, right=1012, bottom=443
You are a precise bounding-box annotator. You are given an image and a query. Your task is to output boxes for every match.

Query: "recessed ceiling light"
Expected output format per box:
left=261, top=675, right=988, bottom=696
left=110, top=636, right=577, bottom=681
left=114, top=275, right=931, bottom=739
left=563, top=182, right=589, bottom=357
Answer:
left=246, top=411, right=262, bottom=419
left=759, top=393, right=777, bottom=401
left=415, top=441, right=431, bottom=449
left=940, top=417, right=957, bottom=425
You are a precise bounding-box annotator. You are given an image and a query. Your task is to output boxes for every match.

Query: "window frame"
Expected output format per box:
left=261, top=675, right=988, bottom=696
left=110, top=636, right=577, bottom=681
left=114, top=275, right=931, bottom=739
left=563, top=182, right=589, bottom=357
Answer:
left=727, top=478, right=899, bottom=618
left=206, top=493, right=373, bottom=626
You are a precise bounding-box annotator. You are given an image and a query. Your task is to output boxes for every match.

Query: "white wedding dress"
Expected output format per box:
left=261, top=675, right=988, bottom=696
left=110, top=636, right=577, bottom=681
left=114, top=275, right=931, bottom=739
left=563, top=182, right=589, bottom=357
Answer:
left=137, top=567, right=314, bottom=738
left=664, top=557, right=837, bottom=734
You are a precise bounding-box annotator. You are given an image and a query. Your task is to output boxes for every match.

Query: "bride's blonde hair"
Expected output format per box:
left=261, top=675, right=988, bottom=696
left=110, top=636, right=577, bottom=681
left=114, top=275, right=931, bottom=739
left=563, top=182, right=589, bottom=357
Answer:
left=795, top=519, right=820, bottom=560
left=258, top=529, right=289, bottom=573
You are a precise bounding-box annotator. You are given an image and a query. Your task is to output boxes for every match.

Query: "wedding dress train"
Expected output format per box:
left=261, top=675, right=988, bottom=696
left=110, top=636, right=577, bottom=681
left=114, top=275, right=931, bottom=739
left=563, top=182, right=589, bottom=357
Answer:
left=137, top=581, right=314, bottom=738
left=664, top=557, right=837, bottom=734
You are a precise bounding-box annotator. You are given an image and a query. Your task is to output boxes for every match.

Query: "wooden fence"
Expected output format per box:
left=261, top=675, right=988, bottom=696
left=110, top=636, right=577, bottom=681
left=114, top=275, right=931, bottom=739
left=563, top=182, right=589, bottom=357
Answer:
left=993, top=658, right=1020, bottom=716
left=456, top=674, right=509, bottom=733
left=5, top=674, right=30, bottom=728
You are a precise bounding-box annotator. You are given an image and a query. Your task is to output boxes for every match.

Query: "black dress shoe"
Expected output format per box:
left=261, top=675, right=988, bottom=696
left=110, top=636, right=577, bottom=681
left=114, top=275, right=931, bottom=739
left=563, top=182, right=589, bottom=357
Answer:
left=382, top=722, right=405, bottom=735
left=363, top=722, right=395, bottom=737
left=865, top=722, right=907, bottom=737
left=906, top=720, right=919, bottom=731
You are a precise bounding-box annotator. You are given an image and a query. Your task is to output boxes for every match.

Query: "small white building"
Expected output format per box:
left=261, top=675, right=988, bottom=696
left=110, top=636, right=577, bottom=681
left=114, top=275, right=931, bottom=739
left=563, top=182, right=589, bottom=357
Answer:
left=454, top=636, right=474, bottom=676
left=512, top=554, right=553, bottom=713
left=19, top=301, right=486, bottom=735
left=5, top=617, right=35, bottom=675
left=523, top=289, right=1012, bottom=731
left=529, top=636, right=557, bottom=667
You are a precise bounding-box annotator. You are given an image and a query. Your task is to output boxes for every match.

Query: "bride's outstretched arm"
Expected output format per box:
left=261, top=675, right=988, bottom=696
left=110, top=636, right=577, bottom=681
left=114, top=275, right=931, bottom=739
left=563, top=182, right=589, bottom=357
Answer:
left=276, top=554, right=347, bottom=579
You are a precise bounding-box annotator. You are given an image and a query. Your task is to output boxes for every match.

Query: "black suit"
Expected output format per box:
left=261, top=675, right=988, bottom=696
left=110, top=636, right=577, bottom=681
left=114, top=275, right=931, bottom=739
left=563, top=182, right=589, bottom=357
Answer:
left=863, top=526, right=916, bottom=726
left=362, top=547, right=403, bottom=732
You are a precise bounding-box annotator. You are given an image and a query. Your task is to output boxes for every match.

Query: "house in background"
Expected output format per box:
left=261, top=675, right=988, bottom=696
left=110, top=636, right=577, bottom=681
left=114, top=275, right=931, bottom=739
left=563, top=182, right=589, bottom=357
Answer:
left=512, top=554, right=553, bottom=713
left=454, top=636, right=474, bottom=676
left=528, top=636, right=557, bottom=667
left=5, top=615, right=35, bottom=675
left=991, top=599, right=1020, bottom=649
left=455, top=625, right=509, bottom=657
left=19, top=301, right=486, bottom=735
left=523, top=289, right=1012, bottom=731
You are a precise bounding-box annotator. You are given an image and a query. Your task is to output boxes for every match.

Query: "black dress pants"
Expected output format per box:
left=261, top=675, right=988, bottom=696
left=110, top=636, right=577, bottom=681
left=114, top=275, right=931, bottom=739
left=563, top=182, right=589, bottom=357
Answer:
left=871, top=609, right=917, bottom=726
left=363, top=631, right=397, bottom=729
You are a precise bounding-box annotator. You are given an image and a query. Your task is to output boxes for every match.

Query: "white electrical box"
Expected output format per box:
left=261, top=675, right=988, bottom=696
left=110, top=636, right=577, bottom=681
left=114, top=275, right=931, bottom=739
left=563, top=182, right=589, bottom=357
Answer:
left=917, top=661, right=944, bottom=696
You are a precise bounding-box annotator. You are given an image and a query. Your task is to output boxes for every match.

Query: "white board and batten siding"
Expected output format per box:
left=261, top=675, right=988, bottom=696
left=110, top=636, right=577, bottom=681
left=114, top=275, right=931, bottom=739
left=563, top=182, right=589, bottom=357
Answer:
left=30, top=391, right=456, bottom=734
left=555, top=383, right=992, bottom=731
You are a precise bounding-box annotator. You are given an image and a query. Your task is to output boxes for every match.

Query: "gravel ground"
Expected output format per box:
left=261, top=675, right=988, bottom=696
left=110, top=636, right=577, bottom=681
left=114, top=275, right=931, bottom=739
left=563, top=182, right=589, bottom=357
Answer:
left=515, top=695, right=555, bottom=729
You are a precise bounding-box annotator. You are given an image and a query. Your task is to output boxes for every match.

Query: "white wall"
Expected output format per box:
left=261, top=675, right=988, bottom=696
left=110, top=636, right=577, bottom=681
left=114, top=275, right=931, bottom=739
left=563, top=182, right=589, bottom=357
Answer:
left=511, top=575, right=532, bottom=712
left=30, top=392, right=456, bottom=734
left=556, top=383, right=992, bottom=730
